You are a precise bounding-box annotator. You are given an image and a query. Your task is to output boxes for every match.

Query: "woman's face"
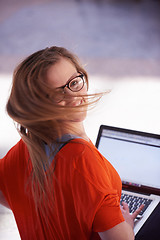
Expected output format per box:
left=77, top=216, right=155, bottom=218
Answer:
left=46, top=57, right=88, bottom=122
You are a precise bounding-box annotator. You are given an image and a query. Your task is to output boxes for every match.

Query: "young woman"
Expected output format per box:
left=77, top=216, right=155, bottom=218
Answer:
left=0, top=46, right=143, bottom=239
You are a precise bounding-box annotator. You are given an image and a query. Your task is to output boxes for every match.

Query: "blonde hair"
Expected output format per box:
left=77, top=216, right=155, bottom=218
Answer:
left=6, top=46, right=103, bottom=218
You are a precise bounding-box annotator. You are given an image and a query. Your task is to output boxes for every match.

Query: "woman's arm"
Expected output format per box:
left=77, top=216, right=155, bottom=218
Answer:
left=98, top=203, right=144, bottom=240
left=98, top=221, right=134, bottom=240
left=0, top=191, right=10, bottom=209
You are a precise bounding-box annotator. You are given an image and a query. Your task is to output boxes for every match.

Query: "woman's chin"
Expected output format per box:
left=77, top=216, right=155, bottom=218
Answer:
left=69, top=112, right=87, bottom=123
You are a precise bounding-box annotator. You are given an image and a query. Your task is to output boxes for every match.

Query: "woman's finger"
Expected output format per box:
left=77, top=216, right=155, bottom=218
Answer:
left=121, top=201, right=130, bottom=211
left=131, top=204, right=144, bottom=220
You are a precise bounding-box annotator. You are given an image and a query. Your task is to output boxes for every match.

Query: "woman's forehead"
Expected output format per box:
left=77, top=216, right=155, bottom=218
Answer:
left=46, top=58, right=78, bottom=88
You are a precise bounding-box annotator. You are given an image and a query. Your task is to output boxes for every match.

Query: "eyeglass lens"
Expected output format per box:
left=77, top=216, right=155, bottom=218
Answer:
left=52, top=74, right=85, bottom=103
left=68, top=75, right=84, bottom=92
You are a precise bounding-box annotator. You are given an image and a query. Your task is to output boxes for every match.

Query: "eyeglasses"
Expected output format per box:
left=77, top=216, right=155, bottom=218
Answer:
left=53, top=74, right=86, bottom=103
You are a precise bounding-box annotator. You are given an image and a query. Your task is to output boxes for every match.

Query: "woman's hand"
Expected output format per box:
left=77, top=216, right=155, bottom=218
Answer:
left=121, top=202, right=144, bottom=229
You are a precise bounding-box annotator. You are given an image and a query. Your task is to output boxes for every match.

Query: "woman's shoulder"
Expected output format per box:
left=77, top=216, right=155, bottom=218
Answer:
left=60, top=137, right=97, bottom=156
left=59, top=137, right=108, bottom=172
left=0, top=139, right=28, bottom=166
left=62, top=138, right=119, bottom=193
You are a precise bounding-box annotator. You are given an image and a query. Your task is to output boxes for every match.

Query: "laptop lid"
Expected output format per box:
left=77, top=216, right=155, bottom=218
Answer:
left=95, top=125, right=160, bottom=196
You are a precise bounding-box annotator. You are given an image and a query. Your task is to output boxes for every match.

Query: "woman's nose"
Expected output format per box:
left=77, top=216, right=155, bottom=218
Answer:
left=66, top=94, right=81, bottom=103
left=57, top=93, right=81, bottom=106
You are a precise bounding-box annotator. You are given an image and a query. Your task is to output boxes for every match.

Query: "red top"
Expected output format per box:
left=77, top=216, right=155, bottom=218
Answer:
left=0, top=138, right=124, bottom=240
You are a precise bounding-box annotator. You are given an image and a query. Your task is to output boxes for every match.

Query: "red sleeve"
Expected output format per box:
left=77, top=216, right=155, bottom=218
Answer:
left=0, top=140, right=28, bottom=206
left=92, top=194, right=125, bottom=232
left=70, top=140, right=125, bottom=232
left=0, top=142, right=19, bottom=192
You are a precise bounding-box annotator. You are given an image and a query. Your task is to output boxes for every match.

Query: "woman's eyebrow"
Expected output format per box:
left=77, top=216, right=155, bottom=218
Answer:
left=67, top=72, right=80, bottom=82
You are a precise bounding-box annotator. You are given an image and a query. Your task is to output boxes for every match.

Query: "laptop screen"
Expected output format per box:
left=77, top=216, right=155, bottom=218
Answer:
left=95, top=125, right=160, bottom=195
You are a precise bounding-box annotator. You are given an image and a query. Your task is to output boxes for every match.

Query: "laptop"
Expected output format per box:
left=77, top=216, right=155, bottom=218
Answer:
left=95, top=125, right=160, bottom=235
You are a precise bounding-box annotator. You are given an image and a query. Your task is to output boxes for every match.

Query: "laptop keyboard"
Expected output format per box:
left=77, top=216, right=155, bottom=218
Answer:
left=120, top=192, right=153, bottom=218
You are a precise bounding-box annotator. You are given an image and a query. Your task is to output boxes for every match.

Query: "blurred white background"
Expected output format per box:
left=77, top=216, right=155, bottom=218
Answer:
left=1, top=75, right=160, bottom=159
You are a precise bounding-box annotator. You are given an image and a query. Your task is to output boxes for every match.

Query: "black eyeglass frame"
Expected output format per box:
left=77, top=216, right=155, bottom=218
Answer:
left=58, top=73, right=85, bottom=93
